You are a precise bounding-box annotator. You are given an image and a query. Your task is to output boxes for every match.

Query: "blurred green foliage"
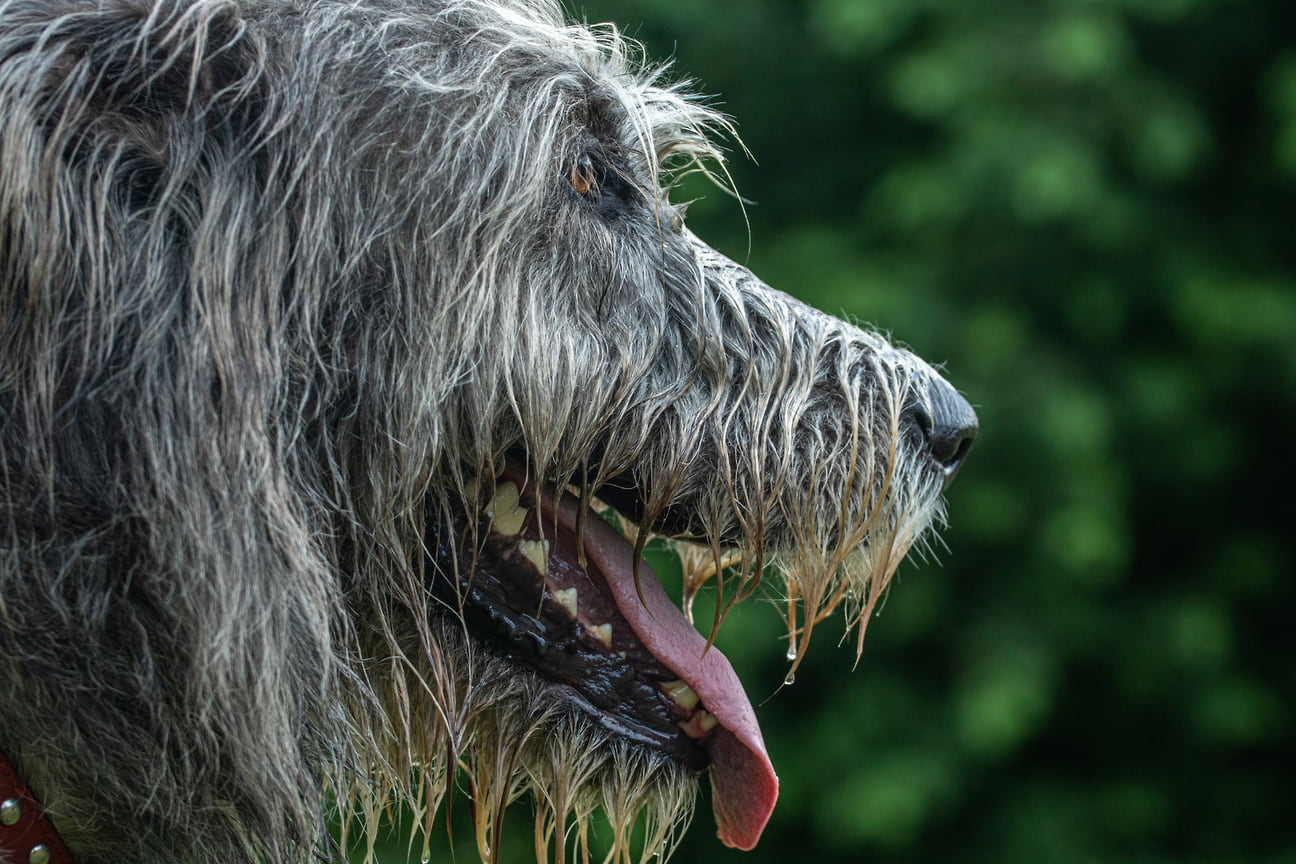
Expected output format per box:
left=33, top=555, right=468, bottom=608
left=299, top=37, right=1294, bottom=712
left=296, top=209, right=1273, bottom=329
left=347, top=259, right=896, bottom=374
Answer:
left=360, top=1, right=1296, bottom=862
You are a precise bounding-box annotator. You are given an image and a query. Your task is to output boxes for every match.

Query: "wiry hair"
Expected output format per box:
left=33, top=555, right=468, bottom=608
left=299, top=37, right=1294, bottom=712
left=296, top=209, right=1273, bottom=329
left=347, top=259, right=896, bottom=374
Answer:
left=0, top=1, right=961, bottom=862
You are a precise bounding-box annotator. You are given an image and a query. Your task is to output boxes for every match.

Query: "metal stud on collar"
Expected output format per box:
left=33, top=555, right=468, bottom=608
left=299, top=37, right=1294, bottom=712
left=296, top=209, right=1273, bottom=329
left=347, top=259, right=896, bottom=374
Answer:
left=1, top=751, right=73, bottom=864
left=2, top=799, right=52, bottom=863
left=0, top=797, right=20, bottom=826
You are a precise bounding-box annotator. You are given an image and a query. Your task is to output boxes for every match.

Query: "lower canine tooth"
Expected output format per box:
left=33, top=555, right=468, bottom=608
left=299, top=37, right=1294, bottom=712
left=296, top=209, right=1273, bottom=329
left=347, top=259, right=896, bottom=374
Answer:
left=486, top=481, right=527, bottom=535
left=552, top=586, right=578, bottom=618
left=698, top=710, right=718, bottom=733
left=661, top=679, right=700, bottom=711
left=589, top=623, right=613, bottom=646
left=519, top=539, right=549, bottom=575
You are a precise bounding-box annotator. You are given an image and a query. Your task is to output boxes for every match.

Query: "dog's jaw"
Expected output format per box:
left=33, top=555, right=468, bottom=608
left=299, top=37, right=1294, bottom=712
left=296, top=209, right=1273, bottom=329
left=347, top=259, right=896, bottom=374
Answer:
left=431, top=472, right=778, bottom=850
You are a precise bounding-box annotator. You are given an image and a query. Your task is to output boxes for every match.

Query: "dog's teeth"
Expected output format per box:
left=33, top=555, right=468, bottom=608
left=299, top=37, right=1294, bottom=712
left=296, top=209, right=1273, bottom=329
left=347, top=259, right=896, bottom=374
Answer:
left=660, top=679, right=700, bottom=711
left=486, top=480, right=527, bottom=535
left=552, top=586, right=577, bottom=618
left=588, top=623, right=612, bottom=646
left=518, top=539, right=549, bottom=575
left=698, top=710, right=718, bottom=733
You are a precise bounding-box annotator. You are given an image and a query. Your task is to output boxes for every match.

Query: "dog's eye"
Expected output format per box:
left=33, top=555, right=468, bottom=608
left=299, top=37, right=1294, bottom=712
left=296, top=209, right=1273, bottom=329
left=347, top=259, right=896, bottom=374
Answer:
left=569, top=154, right=597, bottom=197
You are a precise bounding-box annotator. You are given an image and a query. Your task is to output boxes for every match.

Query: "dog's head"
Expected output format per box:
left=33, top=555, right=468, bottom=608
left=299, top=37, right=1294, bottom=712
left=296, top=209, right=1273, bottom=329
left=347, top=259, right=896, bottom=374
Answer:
left=0, top=0, right=975, bottom=861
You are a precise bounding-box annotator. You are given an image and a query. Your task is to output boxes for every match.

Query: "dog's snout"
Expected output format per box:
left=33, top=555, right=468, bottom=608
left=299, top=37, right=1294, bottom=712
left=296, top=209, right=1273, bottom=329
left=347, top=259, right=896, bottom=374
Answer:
left=907, top=377, right=978, bottom=481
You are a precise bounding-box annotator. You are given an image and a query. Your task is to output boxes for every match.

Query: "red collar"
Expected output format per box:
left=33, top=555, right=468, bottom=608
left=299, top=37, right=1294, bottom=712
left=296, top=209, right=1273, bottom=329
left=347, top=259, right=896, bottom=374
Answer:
left=0, top=750, right=74, bottom=864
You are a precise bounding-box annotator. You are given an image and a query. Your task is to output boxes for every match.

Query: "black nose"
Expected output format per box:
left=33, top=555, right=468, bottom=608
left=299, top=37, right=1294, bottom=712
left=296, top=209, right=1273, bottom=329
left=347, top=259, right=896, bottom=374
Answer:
left=907, top=377, right=978, bottom=481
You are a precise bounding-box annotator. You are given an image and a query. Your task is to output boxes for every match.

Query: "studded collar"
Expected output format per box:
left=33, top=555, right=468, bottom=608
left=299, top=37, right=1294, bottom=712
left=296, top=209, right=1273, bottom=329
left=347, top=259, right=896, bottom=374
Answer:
left=0, top=750, right=73, bottom=864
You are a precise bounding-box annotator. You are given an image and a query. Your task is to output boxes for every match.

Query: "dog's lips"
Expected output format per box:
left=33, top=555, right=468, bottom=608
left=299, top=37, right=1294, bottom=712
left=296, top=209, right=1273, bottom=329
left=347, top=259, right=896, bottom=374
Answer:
left=540, top=484, right=779, bottom=851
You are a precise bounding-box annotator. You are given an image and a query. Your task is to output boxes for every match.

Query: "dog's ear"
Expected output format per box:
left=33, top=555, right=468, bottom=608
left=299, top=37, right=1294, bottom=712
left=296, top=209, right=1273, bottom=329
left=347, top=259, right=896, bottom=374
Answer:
left=0, top=0, right=282, bottom=462
left=0, top=0, right=269, bottom=242
left=8, top=0, right=266, bottom=139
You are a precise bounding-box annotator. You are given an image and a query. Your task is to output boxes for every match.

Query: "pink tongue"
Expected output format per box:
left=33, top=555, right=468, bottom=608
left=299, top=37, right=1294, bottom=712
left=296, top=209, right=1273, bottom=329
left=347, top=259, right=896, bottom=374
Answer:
left=546, top=489, right=779, bottom=851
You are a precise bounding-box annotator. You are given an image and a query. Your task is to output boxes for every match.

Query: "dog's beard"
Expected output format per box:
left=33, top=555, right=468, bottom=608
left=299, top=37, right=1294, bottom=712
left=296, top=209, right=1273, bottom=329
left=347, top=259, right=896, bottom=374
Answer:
left=362, top=616, right=699, bottom=864
left=394, top=422, right=947, bottom=862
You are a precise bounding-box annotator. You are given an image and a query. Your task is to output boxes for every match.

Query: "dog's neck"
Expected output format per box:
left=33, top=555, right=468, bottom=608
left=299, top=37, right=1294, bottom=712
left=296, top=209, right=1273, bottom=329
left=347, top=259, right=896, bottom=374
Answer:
left=0, top=750, right=73, bottom=864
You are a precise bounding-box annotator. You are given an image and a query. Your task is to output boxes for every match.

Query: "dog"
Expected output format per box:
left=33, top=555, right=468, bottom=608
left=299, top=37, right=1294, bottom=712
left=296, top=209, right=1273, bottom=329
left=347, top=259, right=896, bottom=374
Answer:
left=0, top=1, right=977, bottom=862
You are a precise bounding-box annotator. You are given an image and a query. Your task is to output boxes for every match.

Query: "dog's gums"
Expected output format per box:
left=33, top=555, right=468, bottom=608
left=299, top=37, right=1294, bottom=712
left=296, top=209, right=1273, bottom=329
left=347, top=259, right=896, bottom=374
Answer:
left=430, top=482, right=711, bottom=766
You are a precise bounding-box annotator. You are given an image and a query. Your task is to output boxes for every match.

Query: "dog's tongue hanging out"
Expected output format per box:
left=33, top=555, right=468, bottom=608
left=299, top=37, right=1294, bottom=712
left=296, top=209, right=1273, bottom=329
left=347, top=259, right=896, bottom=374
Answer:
left=544, top=486, right=779, bottom=850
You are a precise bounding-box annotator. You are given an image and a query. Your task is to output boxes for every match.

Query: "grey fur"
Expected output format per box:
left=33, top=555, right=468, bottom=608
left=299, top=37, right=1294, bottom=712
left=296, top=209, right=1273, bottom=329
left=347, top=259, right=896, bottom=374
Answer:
left=0, top=1, right=974, bottom=862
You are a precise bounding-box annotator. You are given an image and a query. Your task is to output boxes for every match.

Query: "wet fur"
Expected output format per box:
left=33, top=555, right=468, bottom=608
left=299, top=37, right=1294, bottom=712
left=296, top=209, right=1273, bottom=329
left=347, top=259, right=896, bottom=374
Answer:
left=0, top=1, right=951, bottom=861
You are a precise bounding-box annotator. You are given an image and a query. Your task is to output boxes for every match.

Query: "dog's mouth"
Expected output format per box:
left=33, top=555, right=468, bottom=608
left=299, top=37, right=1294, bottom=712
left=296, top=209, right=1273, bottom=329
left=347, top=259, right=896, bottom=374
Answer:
left=427, top=470, right=777, bottom=850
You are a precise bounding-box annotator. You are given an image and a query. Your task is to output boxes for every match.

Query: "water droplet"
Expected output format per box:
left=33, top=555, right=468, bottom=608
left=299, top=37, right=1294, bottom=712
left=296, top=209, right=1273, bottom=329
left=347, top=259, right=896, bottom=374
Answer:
left=783, top=672, right=796, bottom=686
left=785, top=644, right=797, bottom=661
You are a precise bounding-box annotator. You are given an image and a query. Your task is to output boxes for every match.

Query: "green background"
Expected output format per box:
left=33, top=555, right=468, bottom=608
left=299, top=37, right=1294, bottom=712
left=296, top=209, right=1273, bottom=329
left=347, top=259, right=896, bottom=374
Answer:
left=359, top=0, right=1296, bottom=861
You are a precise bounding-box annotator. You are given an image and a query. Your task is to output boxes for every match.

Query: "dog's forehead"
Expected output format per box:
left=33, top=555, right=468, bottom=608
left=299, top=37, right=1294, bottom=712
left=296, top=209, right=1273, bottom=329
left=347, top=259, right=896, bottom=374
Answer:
left=385, top=0, right=706, bottom=154
left=414, top=0, right=635, bottom=88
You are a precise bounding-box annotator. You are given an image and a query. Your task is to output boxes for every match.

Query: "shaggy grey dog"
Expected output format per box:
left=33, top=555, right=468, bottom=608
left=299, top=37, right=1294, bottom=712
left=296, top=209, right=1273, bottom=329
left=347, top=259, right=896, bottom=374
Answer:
left=0, top=1, right=976, bottom=862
